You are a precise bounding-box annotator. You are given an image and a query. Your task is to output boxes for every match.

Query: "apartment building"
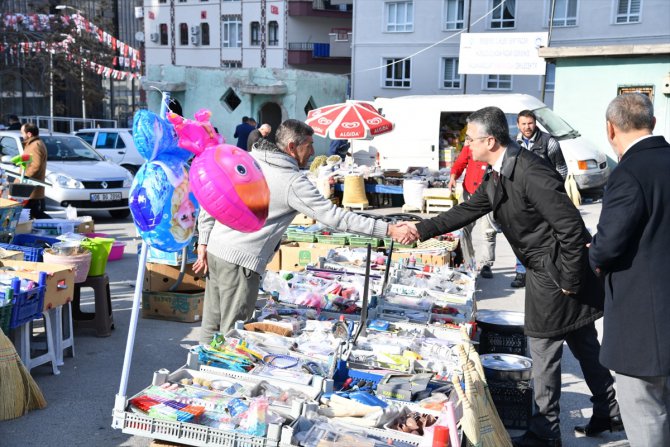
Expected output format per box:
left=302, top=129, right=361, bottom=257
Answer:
left=351, top=0, right=670, bottom=106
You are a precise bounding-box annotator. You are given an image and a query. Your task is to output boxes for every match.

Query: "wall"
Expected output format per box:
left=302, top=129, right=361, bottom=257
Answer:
left=553, top=56, right=670, bottom=163
left=145, top=65, right=348, bottom=155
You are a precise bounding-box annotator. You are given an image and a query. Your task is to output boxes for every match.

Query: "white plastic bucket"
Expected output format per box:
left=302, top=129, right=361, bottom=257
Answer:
left=403, top=179, right=427, bottom=209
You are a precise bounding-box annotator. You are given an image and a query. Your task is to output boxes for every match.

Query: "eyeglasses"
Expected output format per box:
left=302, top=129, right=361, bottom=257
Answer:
left=464, top=135, right=491, bottom=143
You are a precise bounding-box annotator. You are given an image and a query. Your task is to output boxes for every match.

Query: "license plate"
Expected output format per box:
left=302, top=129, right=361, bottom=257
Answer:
left=90, top=192, right=122, bottom=202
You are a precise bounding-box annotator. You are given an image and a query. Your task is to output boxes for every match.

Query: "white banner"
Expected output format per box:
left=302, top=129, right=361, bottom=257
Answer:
left=459, top=32, right=549, bottom=75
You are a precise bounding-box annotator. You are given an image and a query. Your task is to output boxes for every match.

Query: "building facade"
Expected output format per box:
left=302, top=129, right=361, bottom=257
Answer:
left=351, top=0, right=670, bottom=106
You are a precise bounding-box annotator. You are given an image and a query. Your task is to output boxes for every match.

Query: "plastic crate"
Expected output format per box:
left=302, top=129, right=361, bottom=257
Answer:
left=4, top=272, right=48, bottom=329
left=348, top=235, right=382, bottom=247
left=286, top=231, right=318, bottom=243
left=31, top=218, right=78, bottom=236
left=488, top=380, right=533, bottom=430
left=383, top=237, right=417, bottom=249
left=11, top=233, right=60, bottom=249
left=316, top=234, right=348, bottom=245
left=478, top=330, right=529, bottom=356
left=0, top=242, right=43, bottom=262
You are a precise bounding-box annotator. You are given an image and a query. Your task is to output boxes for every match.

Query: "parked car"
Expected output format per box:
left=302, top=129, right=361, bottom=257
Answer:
left=0, top=130, right=133, bottom=218
left=74, top=128, right=143, bottom=174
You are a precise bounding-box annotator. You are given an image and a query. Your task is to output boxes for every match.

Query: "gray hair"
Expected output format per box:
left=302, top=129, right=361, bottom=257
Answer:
left=606, top=93, right=654, bottom=132
left=259, top=124, right=271, bottom=133
left=275, top=119, right=314, bottom=152
left=468, top=106, right=511, bottom=146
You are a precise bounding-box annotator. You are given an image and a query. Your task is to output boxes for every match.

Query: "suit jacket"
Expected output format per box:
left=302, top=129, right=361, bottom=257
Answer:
left=416, top=143, right=603, bottom=337
left=234, top=123, right=255, bottom=150
left=589, top=135, right=670, bottom=376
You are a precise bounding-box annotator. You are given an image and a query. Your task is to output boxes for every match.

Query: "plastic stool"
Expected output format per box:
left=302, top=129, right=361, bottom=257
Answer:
left=73, top=274, right=114, bottom=337
left=47, top=303, right=75, bottom=366
left=12, top=311, right=60, bottom=375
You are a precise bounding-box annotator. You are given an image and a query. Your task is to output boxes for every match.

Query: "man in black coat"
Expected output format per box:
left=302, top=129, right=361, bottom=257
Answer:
left=233, top=116, right=255, bottom=151
left=589, top=93, right=670, bottom=447
left=391, top=107, right=621, bottom=447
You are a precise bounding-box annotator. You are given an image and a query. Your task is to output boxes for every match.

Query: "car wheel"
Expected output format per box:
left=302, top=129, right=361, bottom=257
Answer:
left=122, top=165, right=138, bottom=176
left=109, top=209, right=131, bottom=219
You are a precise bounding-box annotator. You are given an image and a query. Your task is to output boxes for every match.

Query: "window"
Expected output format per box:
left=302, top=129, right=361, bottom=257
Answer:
left=250, top=22, right=260, bottom=46
left=485, top=74, right=512, bottom=90
left=544, top=64, right=556, bottom=92
left=444, top=0, right=464, bottom=30
left=547, top=0, right=578, bottom=26
left=385, top=2, right=413, bottom=32
left=222, top=16, right=242, bottom=48
left=490, top=0, right=515, bottom=29
left=179, top=23, right=188, bottom=45
left=615, top=0, right=641, bottom=23
left=0, top=136, right=19, bottom=157
left=441, top=58, right=461, bottom=89
left=159, top=23, right=168, bottom=45
left=268, top=21, right=279, bottom=46
left=383, top=58, right=411, bottom=88
left=201, top=23, right=210, bottom=45
left=95, top=132, right=119, bottom=149
left=222, top=60, right=242, bottom=68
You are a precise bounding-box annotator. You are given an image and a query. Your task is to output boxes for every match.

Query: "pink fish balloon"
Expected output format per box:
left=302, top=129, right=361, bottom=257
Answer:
left=168, top=109, right=269, bottom=232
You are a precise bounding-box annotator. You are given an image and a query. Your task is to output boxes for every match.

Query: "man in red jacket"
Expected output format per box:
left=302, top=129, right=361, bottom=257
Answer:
left=448, top=145, right=497, bottom=278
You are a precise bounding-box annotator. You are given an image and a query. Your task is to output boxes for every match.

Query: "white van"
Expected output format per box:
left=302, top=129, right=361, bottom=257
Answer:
left=351, top=94, right=609, bottom=191
left=75, top=128, right=143, bottom=174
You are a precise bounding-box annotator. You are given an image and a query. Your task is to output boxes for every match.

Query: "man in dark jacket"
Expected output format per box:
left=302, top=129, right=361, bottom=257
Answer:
left=511, top=110, right=569, bottom=288
left=589, top=93, right=670, bottom=447
left=393, top=106, right=620, bottom=447
left=233, top=116, right=255, bottom=151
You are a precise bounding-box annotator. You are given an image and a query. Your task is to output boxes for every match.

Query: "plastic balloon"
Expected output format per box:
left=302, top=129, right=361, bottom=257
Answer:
left=129, top=108, right=200, bottom=252
left=168, top=110, right=269, bottom=232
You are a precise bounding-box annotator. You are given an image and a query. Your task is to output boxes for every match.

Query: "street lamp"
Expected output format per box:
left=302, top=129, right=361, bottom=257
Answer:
left=56, top=5, right=86, bottom=122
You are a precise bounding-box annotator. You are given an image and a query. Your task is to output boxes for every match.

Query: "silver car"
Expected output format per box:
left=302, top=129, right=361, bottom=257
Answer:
left=0, top=130, right=133, bottom=218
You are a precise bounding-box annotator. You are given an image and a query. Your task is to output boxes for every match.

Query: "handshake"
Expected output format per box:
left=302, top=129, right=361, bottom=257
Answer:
left=387, top=222, right=420, bottom=245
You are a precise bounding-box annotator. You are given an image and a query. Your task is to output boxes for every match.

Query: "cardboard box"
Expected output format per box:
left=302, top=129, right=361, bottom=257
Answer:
left=390, top=251, right=450, bottom=267
left=375, top=373, right=433, bottom=401
left=0, top=260, right=75, bottom=311
left=0, top=249, right=24, bottom=261
left=265, top=250, right=281, bottom=273
left=291, top=213, right=316, bottom=226
left=14, top=220, right=33, bottom=234
left=75, top=217, right=95, bottom=234
left=142, top=290, right=204, bottom=323
left=143, top=262, right=206, bottom=293
left=280, top=242, right=343, bottom=271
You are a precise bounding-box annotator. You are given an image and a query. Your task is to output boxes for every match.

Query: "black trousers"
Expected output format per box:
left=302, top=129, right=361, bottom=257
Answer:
left=25, top=198, right=51, bottom=219
left=528, top=321, right=619, bottom=438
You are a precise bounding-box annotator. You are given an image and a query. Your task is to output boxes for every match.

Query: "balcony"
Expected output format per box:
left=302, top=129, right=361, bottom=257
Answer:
left=287, top=41, right=351, bottom=65
left=288, top=0, right=352, bottom=18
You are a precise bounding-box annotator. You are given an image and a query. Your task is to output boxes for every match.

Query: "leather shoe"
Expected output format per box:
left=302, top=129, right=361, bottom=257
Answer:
left=512, top=431, right=561, bottom=447
left=511, top=272, right=526, bottom=288
left=480, top=264, right=493, bottom=279
left=574, top=414, right=624, bottom=437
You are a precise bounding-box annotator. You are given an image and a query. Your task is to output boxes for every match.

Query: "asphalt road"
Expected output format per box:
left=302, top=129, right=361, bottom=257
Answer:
left=0, top=200, right=630, bottom=447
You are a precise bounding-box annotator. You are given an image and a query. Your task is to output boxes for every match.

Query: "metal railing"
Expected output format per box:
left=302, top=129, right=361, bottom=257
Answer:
left=18, top=116, right=118, bottom=134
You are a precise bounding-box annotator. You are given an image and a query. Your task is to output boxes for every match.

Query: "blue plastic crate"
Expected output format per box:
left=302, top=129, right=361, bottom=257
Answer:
left=0, top=243, right=43, bottom=262
left=3, top=272, right=48, bottom=329
left=12, top=234, right=60, bottom=249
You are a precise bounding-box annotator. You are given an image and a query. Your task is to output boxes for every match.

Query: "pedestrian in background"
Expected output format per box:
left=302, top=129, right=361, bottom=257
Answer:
left=511, top=110, right=569, bottom=289
left=7, top=114, right=21, bottom=130
left=19, top=123, right=50, bottom=219
left=589, top=93, right=669, bottom=447
left=447, top=144, right=497, bottom=278
left=247, top=123, right=271, bottom=149
left=194, top=119, right=404, bottom=343
left=233, top=116, right=255, bottom=151
left=392, top=106, right=620, bottom=447
left=328, top=139, right=350, bottom=160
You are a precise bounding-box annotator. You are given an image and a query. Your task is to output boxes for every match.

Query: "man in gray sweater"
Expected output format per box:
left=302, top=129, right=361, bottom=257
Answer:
left=194, top=119, right=401, bottom=344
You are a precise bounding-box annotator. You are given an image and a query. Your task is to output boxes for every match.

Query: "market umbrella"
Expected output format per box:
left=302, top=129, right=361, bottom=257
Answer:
left=305, top=100, right=394, bottom=140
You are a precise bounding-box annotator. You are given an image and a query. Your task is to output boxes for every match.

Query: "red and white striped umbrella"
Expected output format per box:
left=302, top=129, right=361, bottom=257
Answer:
left=305, top=100, right=394, bottom=140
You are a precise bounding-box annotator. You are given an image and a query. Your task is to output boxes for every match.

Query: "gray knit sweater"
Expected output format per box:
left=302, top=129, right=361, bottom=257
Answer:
left=198, top=139, right=389, bottom=274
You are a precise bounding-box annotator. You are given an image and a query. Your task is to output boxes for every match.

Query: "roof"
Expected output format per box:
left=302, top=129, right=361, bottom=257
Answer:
left=539, top=43, right=670, bottom=59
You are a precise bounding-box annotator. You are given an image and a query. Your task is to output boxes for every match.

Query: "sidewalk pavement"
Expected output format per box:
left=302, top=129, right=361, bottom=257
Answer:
left=0, top=202, right=630, bottom=447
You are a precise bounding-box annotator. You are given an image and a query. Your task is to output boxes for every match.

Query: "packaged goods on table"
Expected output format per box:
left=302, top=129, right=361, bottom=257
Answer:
left=317, top=247, right=388, bottom=278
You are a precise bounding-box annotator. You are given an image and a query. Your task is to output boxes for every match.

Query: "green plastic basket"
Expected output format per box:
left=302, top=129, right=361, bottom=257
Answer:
left=383, top=237, right=417, bottom=249
left=316, top=234, right=349, bottom=245
left=286, top=231, right=318, bottom=243
left=348, top=236, right=382, bottom=247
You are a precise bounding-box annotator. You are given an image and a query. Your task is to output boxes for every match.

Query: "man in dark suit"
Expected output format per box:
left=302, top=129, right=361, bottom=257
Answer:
left=589, top=93, right=670, bottom=447
left=233, top=116, right=255, bottom=150
left=390, top=106, right=621, bottom=447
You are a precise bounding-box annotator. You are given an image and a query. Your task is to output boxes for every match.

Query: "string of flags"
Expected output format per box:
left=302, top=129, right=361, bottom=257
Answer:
left=1, top=12, right=141, bottom=79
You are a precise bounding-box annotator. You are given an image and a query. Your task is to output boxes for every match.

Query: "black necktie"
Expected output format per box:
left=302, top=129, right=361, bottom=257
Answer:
left=492, top=170, right=500, bottom=185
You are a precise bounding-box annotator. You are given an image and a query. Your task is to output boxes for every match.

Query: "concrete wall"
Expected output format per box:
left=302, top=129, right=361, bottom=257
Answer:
left=552, top=56, right=670, bottom=163
left=145, top=65, right=348, bottom=155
